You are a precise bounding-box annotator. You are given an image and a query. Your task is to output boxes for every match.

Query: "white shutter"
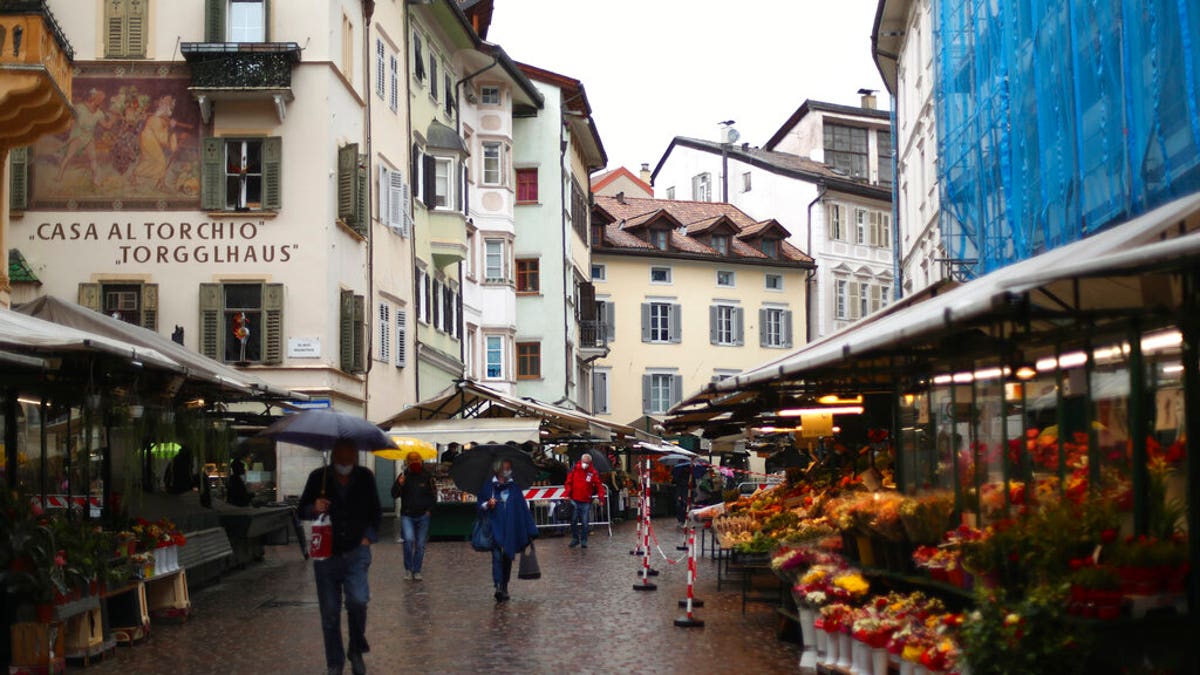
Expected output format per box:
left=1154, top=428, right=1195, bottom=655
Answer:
left=379, top=166, right=391, bottom=230
left=395, top=308, right=407, bottom=367
left=389, top=168, right=407, bottom=235
left=377, top=302, right=391, bottom=362
left=849, top=283, right=862, bottom=319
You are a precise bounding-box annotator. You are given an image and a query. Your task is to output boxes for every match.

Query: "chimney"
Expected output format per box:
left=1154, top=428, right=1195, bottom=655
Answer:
left=639, top=163, right=652, bottom=184
left=858, top=88, right=878, bottom=110
left=615, top=191, right=626, bottom=205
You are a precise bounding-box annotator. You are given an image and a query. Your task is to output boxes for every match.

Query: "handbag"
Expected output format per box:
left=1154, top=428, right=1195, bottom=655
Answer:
left=517, top=541, right=541, bottom=580
left=470, top=513, right=494, bottom=552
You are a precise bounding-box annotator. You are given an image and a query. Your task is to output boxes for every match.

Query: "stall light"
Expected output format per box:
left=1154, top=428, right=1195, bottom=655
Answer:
left=973, top=367, right=1005, bottom=381
left=903, top=393, right=915, bottom=405
left=1162, top=363, right=1184, bottom=374
left=951, top=372, right=974, bottom=384
left=932, top=374, right=953, bottom=385
left=1035, top=357, right=1058, bottom=371
left=776, top=406, right=863, bottom=417
left=1014, top=365, right=1038, bottom=381
left=185, top=397, right=206, bottom=410
left=832, top=426, right=841, bottom=433
left=1058, top=352, right=1088, bottom=369
left=16, top=397, right=43, bottom=406
left=754, top=426, right=800, bottom=434
left=1142, top=330, right=1182, bottom=353
left=817, top=394, right=863, bottom=405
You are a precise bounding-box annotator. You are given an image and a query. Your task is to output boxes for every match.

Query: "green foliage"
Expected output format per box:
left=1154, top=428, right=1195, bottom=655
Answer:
left=962, top=585, right=1093, bottom=675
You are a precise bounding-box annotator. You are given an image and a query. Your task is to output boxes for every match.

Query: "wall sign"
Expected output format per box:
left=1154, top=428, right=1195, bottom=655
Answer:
left=287, top=337, right=321, bottom=359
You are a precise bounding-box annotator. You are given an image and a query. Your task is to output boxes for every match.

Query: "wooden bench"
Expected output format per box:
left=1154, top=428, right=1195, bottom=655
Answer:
left=177, top=528, right=233, bottom=586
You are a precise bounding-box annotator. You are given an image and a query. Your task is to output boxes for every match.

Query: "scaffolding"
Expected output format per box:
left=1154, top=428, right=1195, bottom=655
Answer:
left=934, top=0, right=1200, bottom=277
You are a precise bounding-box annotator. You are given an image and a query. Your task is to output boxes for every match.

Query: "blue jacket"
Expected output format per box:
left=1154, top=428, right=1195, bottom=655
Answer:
left=478, top=478, right=538, bottom=560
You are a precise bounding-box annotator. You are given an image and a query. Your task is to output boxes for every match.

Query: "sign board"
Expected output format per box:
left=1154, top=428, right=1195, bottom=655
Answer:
left=287, top=397, right=332, bottom=412
left=288, top=337, right=321, bottom=358
left=800, top=412, right=834, bottom=438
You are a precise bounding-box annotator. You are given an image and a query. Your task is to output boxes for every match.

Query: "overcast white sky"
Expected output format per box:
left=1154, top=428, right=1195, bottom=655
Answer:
left=489, top=0, right=889, bottom=177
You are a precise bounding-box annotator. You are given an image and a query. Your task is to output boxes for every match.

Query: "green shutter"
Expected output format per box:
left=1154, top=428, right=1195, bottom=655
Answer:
left=9, top=147, right=29, bottom=212
left=205, top=0, right=226, bottom=42
left=354, top=154, right=368, bottom=236
left=352, top=293, right=365, bottom=373
left=77, top=283, right=101, bottom=312
left=262, top=136, right=282, bottom=210
left=422, top=154, right=436, bottom=207
left=126, top=0, right=147, bottom=57
left=339, top=289, right=354, bottom=372
left=199, top=283, right=223, bottom=360
left=104, top=0, right=126, bottom=57
left=337, top=143, right=358, bottom=224
left=200, top=137, right=224, bottom=210
left=140, top=283, right=158, bottom=331
left=263, top=283, right=284, bottom=364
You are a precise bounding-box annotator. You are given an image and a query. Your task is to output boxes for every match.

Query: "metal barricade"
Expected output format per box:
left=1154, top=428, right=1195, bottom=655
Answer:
left=523, top=485, right=612, bottom=537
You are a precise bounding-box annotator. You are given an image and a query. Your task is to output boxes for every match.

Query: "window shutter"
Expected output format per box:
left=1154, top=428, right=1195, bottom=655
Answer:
left=77, top=283, right=102, bottom=312
left=9, top=146, right=29, bottom=212
left=352, top=293, right=365, bottom=373
left=782, top=310, right=794, bottom=348
left=200, top=137, right=224, bottom=210
left=126, top=0, right=147, bottom=57
left=641, top=374, right=652, bottom=414
left=378, top=166, right=391, bottom=228
left=354, top=154, right=369, bottom=235
left=708, top=305, right=718, bottom=345
left=140, top=283, right=159, bottom=331
left=400, top=176, right=413, bottom=235
left=199, top=283, right=222, bottom=360
left=734, top=307, right=745, bottom=346
left=579, top=282, right=596, bottom=319
left=204, top=0, right=226, bottom=42
left=422, top=154, right=436, bottom=207
left=339, top=289, right=354, bottom=372
left=640, top=303, right=651, bottom=343
left=759, top=308, right=769, bottom=347
left=605, top=301, right=616, bottom=341
left=395, top=308, right=407, bottom=367
left=388, top=168, right=407, bottom=234
left=849, top=283, right=861, bottom=319
left=669, top=304, right=682, bottom=344
left=377, top=302, right=390, bottom=362
left=411, top=144, right=421, bottom=204
left=671, top=375, right=684, bottom=409
left=263, top=283, right=284, bottom=364
left=261, top=136, right=282, bottom=210
left=104, top=0, right=126, bottom=57
left=337, top=143, right=358, bottom=223
left=592, top=372, right=604, bottom=415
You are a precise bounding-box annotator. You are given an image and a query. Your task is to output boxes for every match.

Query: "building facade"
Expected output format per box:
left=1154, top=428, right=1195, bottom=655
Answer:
left=590, top=195, right=813, bottom=426
left=510, top=63, right=607, bottom=410
left=651, top=100, right=894, bottom=341
left=591, top=165, right=653, bottom=199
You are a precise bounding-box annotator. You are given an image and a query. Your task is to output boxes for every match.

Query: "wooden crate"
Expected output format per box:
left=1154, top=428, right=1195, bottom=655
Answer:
left=104, top=581, right=149, bottom=645
left=146, top=569, right=191, bottom=620
left=64, top=606, right=103, bottom=653
left=9, top=621, right=65, bottom=672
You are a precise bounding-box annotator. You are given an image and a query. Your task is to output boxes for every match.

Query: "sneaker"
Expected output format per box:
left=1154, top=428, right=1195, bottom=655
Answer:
left=568, top=540, right=580, bottom=548
left=327, top=668, right=343, bottom=675
left=412, top=572, right=423, bottom=581
left=348, top=651, right=366, bottom=675
left=403, top=570, right=412, bottom=580
left=494, top=589, right=505, bottom=602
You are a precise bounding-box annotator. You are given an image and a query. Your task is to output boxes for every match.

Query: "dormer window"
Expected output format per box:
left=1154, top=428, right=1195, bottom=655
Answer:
left=650, top=229, right=669, bottom=251
left=711, top=234, right=730, bottom=255
left=761, top=238, right=779, bottom=258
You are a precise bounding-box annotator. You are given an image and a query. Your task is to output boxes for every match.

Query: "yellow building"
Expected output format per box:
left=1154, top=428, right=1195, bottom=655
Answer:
left=590, top=195, right=814, bottom=427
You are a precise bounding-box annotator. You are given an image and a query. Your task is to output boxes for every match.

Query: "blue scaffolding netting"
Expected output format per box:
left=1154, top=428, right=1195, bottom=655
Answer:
left=934, top=0, right=1200, bottom=277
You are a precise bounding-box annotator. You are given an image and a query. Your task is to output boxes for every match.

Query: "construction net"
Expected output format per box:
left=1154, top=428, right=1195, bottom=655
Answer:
left=935, top=0, right=1200, bottom=276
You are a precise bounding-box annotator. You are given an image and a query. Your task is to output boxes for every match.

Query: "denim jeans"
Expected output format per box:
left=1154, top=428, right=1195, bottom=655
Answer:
left=491, top=545, right=513, bottom=589
left=401, top=512, right=430, bottom=573
left=314, top=545, right=371, bottom=669
left=570, top=500, right=592, bottom=544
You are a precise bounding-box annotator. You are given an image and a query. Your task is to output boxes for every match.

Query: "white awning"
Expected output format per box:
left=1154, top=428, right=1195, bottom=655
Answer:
left=387, top=418, right=543, bottom=446
left=0, top=306, right=180, bottom=371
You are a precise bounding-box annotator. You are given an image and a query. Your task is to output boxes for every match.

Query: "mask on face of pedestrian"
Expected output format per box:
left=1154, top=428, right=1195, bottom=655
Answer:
left=406, top=451, right=423, bottom=474
left=333, top=463, right=354, bottom=476
left=581, top=454, right=591, bottom=469
left=502, top=469, right=513, bottom=479
left=331, top=441, right=357, bottom=477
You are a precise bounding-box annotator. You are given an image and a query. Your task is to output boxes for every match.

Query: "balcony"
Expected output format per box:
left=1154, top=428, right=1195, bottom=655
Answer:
left=428, top=209, right=468, bottom=268
left=0, top=0, right=74, bottom=147
left=180, top=42, right=301, bottom=123
left=578, top=320, right=609, bottom=360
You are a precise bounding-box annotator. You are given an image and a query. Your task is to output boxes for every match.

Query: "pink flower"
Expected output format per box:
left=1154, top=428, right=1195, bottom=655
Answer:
left=54, top=550, right=66, bottom=567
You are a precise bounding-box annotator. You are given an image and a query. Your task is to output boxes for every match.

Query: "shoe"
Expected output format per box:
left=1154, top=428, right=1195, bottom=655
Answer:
left=348, top=651, right=366, bottom=675
left=327, top=668, right=343, bottom=675
left=494, top=589, right=505, bottom=602
left=412, top=572, right=423, bottom=581
left=568, top=540, right=580, bottom=548
left=500, top=584, right=510, bottom=602
left=581, top=542, right=588, bottom=548
left=403, top=570, right=412, bottom=580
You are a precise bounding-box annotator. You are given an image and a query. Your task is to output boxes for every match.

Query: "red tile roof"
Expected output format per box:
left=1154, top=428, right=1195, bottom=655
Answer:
left=591, top=166, right=654, bottom=196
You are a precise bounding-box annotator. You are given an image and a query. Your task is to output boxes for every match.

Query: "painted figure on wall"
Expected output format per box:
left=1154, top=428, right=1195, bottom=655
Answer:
left=31, top=64, right=201, bottom=210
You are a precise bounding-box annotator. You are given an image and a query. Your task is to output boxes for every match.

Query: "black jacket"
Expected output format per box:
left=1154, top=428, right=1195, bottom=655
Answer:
left=390, top=469, right=437, bottom=516
left=298, top=466, right=381, bottom=556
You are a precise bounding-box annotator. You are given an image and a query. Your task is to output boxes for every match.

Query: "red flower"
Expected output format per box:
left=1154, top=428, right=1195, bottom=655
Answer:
left=54, top=550, right=66, bottom=567
left=1100, top=528, right=1117, bottom=545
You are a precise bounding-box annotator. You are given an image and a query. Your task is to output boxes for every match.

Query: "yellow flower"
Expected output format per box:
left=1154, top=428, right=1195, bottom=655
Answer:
left=902, top=645, right=924, bottom=662
left=1004, top=613, right=1021, bottom=627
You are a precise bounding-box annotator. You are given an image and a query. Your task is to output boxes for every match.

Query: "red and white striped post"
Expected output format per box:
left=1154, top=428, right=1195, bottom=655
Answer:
left=630, top=460, right=646, bottom=556
left=633, top=458, right=657, bottom=591
left=674, top=523, right=704, bottom=627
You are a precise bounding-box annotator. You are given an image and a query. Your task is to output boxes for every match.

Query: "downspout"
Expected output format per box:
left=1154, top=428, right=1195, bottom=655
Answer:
left=721, top=142, right=729, bottom=201
left=889, top=102, right=902, bottom=300
left=404, top=4, right=419, bottom=401
left=362, top=0, right=376, bottom=419
left=805, top=183, right=827, bottom=345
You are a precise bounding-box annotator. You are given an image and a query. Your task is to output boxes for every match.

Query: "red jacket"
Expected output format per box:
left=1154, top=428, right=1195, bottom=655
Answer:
left=564, top=462, right=603, bottom=502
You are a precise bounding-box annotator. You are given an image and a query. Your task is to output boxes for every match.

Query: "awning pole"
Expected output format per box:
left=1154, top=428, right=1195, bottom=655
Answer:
left=949, top=381, right=961, bottom=516
left=1178, top=270, right=1200, bottom=613
left=1055, top=343, right=1066, bottom=497
left=4, top=389, right=17, bottom=489
left=1128, top=319, right=1149, bottom=536
left=39, top=399, right=48, bottom=511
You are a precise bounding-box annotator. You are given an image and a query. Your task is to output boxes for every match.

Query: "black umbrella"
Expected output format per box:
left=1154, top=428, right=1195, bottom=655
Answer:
left=450, top=444, right=538, bottom=494
left=566, top=447, right=613, bottom=474
left=257, top=409, right=396, bottom=452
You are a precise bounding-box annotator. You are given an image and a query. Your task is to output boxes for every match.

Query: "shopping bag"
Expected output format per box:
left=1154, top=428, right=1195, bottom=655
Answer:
left=470, top=514, right=494, bottom=552
left=309, top=514, right=332, bottom=560
left=518, top=541, right=541, bottom=580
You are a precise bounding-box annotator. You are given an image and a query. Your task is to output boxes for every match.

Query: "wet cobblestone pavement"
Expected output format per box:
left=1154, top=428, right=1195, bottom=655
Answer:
left=87, top=520, right=798, bottom=674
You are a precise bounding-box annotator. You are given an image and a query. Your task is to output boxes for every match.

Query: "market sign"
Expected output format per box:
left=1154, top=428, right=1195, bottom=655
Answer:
left=30, top=220, right=299, bottom=265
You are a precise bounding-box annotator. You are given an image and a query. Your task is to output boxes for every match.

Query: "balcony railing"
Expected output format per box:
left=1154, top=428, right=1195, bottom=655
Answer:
left=579, top=320, right=608, bottom=352
left=181, top=42, right=301, bottom=90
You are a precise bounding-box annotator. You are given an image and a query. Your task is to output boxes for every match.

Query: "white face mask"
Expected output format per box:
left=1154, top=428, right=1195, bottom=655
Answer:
left=333, top=463, right=354, bottom=476
left=502, top=469, right=513, bottom=479
left=581, top=460, right=590, bottom=467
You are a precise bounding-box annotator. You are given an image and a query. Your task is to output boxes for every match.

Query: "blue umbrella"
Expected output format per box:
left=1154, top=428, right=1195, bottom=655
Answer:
left=257, top=409, right=397, bottom=452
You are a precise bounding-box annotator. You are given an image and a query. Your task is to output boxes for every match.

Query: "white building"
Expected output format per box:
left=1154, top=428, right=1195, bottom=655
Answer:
left=651, top=99, right=895, bottom=341
left=873, top=0, right=946, bottom=295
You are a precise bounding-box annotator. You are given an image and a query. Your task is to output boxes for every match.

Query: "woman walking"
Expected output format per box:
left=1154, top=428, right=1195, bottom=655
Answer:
left=477, top=459, right=538, bottom=602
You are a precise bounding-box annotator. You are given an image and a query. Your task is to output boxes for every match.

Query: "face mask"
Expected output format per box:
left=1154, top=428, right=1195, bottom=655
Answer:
left=333, top=463, right=354, bottom=476
left=502, top=469, right=513, bottom=479
left=408, top=462, right=422, bottom=473
left=581, top=460, right=590, bottom=468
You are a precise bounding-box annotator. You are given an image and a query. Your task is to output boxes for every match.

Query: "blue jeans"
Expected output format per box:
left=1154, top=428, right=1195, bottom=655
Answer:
left=401, top=512, right=430, bottom=573
left=314, top=545, right=371, bottom=669
left=570, top=500, right=592, bottom=544
left=491, top=545, right=513, bottom=589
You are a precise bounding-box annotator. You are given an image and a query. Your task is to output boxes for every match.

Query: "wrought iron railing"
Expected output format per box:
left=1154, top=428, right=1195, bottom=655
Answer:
left=180, top=42, right=300, bottom=90
left=579, top=320, right=608, bottom=350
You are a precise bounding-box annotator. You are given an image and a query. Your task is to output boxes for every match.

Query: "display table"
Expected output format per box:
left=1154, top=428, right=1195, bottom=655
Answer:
left=428, top=502, right=477, bottom=541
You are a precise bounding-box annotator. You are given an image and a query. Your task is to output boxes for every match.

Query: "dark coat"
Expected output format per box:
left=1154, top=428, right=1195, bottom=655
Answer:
left=298, top=466, right=382, bottom=556
left=390, top=468, right=437, bottom=516
left=477, top=478, right=538, bottom=560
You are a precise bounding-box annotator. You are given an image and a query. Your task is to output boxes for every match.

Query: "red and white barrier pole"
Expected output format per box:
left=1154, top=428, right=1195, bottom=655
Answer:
left=674, top=523, right=704, bottom=627
left=630, top=460, right=646, bottom=556
left=633, top=458, right=657, bottom=591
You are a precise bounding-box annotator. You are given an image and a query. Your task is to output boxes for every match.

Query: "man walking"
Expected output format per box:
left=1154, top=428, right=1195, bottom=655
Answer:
left=564, top=453, right=603, bottom=548
left=390, top=451, right=436, bottom=580
left=299, top=440, right=381, bottom=675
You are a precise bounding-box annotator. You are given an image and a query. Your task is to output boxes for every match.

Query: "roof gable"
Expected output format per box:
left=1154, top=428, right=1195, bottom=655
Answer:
left=764, top=99, right=891, bottom=150
left=737, top=219, right=792, bottom=241
left=591, top=166, right=653, bottom=196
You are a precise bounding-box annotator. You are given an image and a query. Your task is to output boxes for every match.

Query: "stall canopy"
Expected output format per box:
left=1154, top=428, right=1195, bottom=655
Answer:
left=388, top=418, right=542, bottom=446
left=14, top=296, right=302, bottom=400
left=669, top=191, right=1200, bottom=434
left=0, top=305, right=179, bottom=371
left=380, top=380, right=653, bottom=444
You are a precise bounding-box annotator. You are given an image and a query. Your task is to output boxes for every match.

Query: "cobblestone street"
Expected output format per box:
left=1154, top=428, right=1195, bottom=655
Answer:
left=87, top=520, right=797, bottom=674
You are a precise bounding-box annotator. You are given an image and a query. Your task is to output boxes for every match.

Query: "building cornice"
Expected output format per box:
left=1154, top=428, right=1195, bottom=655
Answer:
left=592, top=247, right=814, bottom=271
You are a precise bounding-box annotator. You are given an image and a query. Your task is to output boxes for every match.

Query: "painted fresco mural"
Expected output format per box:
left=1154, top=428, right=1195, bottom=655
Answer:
left=29, top=63, right=201, bottom=210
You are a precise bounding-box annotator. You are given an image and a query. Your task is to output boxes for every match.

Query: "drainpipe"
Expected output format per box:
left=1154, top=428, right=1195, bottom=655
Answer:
left=721, top=142, right=729, bottom=202
left=888, top=103, right=902, bottom=300
left=404, top=3, right=419, bottom=401
left=362, top=0, right=376, bottom=419
left=805, top=183, right=827, bottom=344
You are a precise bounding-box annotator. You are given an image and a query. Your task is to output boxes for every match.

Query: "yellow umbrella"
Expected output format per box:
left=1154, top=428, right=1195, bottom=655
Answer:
left=372, top=436, right=437, bottom=461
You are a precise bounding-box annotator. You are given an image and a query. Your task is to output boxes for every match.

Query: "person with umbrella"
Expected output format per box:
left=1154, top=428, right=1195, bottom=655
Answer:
left=390, top=450, right=436, bottom=581
left=563, top=452, right=604, bottom=549
left=296, top=438, right=383, bottom=675
left=477, top=458, right=538, bottom=602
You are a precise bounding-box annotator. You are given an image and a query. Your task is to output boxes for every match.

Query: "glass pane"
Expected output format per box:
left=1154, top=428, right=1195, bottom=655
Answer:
left=245, top=175, right=262, bottom=209
left=224, top=283, right=263, bottom=310
left=230, top=0, right=266, bottom=42
left=244, top=140, right=263, bottom=173
left=226, top=176, right=241, bottom=209
left=223, top=311, right=262, bottom=362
